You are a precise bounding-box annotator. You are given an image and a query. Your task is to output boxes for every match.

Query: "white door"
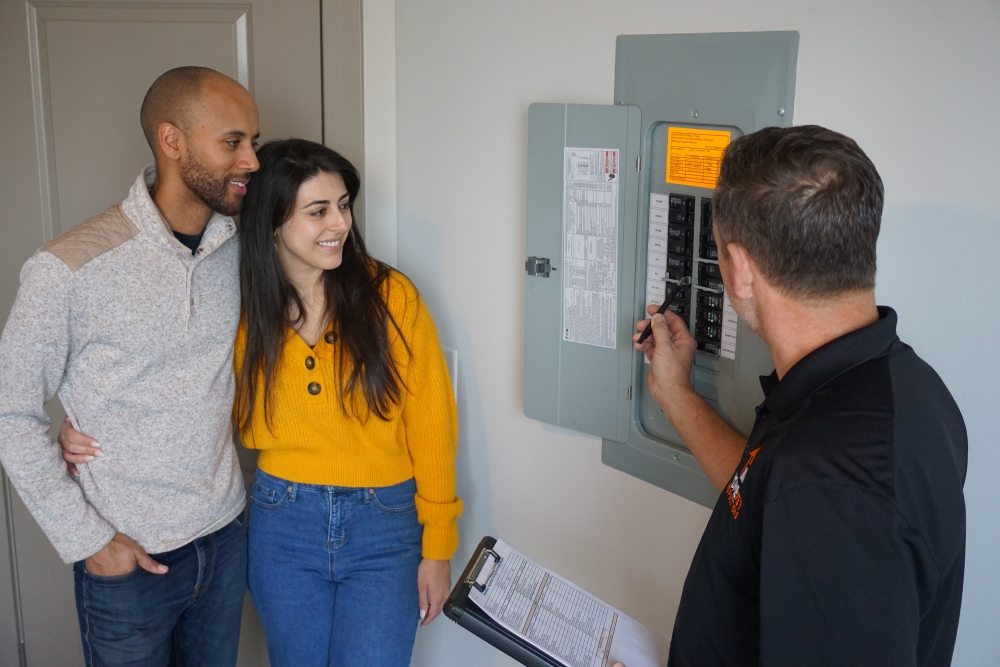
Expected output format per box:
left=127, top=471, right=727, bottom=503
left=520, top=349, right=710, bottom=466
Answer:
left=0, top=0, right=338, bottom=664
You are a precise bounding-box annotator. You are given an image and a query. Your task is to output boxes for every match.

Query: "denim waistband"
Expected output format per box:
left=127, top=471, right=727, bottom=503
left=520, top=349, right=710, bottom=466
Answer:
left=254, top=468, right=415, bottom=503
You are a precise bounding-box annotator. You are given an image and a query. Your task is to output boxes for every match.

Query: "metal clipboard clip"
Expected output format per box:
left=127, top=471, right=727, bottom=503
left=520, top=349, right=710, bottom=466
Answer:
left=464, top=548, right=502, bottom=593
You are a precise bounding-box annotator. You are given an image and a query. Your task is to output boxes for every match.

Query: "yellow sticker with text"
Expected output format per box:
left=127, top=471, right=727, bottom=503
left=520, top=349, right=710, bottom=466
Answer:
left=665, top=127, right=731, bottom=189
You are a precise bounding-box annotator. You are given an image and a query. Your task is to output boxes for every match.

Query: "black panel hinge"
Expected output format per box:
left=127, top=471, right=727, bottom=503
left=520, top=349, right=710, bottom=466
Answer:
left=525, top=256, right=553, bottom=277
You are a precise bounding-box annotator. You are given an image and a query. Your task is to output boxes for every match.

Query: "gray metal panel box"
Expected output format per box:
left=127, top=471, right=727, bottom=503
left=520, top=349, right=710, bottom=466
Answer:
left=523, top=32, right=798, bottom=508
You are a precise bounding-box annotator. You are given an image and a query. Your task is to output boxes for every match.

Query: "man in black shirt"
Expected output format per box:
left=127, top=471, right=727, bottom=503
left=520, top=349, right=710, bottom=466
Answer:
left=630, top=126, right=966, bottom=667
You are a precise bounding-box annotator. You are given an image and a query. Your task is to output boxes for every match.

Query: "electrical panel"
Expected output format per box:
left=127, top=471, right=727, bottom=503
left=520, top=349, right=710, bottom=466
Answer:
left=523, top=32, right=799, bottom=507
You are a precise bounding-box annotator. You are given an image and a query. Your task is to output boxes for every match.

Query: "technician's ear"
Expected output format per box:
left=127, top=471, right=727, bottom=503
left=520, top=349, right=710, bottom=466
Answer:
left=725, top=243, right=756, bottom=301
left=157, top=122, right=184, bottom=162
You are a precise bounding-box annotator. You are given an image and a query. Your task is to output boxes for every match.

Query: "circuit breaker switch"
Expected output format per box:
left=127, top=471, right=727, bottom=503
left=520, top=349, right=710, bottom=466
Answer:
left=697, top=309, right=722, bottom=325
left=668, top=302, right=691, bottom=318
left=667, top=254, right=692, bottom=272
left=696, top=324, right=722, bottom=342
left=668, top=239, right=692, bottom=255
left=697, top=291, right=725, bottom=310
left=700, top=263, right=723, bottom=279
left=668, top=194, right=696, bottom=225
left=699, top=276, right=725, bottom=291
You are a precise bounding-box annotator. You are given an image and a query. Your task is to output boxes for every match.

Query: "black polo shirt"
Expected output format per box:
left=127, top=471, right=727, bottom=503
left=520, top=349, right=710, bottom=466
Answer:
left=668, top=307, right=967, bottom=667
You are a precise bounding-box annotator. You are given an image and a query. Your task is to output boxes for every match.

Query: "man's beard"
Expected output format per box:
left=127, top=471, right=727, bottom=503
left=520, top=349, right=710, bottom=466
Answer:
left=180, top=149, right=243, bottom=217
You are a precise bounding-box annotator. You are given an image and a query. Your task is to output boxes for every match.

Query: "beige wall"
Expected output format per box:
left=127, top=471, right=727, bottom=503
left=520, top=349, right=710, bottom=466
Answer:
left=360, top=0, right=398, bottom=265
left=387, top=2, right=1000, bottom=666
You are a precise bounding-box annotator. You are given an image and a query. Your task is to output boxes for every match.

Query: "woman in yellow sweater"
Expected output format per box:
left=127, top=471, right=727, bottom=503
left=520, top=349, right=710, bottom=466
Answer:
left=230, top=138, right=460, bottom=667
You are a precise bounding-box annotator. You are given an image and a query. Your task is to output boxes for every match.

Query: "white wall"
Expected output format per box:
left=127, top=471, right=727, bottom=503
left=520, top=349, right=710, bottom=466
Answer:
left=386, top=2, right=1000, bottom=666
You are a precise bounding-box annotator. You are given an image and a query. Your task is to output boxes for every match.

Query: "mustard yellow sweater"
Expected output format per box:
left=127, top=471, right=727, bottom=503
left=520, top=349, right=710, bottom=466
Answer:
left=235, top=271, right=461, bottom=560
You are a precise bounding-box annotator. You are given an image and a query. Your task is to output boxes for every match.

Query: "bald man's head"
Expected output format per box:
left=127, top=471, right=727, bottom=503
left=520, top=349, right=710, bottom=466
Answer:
left=140, top=66, right=259, bottom=218
left=139, top=66, right=238, bottom=152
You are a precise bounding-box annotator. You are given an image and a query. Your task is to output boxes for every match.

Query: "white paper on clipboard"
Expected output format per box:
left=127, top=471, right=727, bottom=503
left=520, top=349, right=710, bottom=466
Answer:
left=562, top=148, right=619, bottom=350
left=468, top=539, right=669, bottom=667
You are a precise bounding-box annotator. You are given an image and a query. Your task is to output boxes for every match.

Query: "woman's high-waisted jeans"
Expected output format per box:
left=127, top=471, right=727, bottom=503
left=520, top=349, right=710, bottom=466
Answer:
left=248, top=469, right=423, bottom=667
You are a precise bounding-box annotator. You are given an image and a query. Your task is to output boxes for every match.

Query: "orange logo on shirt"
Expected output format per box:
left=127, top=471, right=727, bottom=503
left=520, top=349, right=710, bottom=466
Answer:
left=727, top=447, right=760, bottom=519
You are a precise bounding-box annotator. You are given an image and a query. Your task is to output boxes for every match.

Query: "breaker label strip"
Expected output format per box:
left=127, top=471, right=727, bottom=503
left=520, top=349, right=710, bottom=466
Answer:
left=721, top=293, right=738, bottom=360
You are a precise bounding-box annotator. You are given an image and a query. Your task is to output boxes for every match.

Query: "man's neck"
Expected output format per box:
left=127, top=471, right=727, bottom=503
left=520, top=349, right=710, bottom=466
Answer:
left=150, top=175, right=213, bottom=236
left=759, top=289, right=879, bottom=379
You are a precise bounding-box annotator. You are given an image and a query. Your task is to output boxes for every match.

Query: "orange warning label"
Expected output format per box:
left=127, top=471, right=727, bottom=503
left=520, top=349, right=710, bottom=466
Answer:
left=665, top=127, right=731, bottom=189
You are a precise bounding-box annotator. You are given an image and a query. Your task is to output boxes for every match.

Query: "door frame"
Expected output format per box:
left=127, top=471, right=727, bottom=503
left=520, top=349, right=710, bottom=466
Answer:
left=323, top=0, right=397, bottom=267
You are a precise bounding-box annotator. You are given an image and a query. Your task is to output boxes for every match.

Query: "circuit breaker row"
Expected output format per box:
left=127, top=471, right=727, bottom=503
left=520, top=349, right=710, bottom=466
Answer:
left=670, top=194, right=724, bottom=354
left=646, top=193, right=736, bottom=357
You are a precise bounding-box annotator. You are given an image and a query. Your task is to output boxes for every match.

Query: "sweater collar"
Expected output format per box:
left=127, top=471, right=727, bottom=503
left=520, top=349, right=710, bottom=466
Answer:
left=120, top=165, right=236, bottom=258
left=286, top=321, right=338, bottom=358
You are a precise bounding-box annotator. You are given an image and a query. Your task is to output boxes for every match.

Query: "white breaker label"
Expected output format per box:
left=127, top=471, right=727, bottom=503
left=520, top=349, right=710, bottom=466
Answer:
left=645, top=194, right=670, bottom=313
left=721, top=292, right=738, bottom=360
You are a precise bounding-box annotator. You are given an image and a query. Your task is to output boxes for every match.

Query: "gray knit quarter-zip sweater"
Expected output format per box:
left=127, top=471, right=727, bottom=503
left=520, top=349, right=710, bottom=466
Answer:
left=0, top=167, right=245, bottom=563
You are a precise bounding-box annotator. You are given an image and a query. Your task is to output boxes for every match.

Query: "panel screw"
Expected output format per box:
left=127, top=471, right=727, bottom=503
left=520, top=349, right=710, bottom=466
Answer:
left=690, top=109, right=699, bottom=118
left=674, top=453, right=681, bottom=461
left=618, top=101, right=624, bottom=106
left=777, top=108, right=786, bottom=116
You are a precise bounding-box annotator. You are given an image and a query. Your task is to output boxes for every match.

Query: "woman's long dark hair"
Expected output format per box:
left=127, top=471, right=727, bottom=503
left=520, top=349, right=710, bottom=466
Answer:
left=235, top=139, right=407, bottom=431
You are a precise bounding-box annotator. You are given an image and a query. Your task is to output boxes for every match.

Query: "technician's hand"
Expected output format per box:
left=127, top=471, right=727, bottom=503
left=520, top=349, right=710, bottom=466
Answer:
left=84, top=532, right=168, bottom=577
left=417, top=558, right=451, bottom=626
left=633, top=307, right=697, bottom=404
left=59, top=417, right=102, bottom=476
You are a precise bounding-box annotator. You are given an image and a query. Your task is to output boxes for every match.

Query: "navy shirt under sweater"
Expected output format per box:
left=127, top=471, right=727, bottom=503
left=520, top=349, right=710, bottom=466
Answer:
left=669, top=307, right=967, bottom=667
left=173, top=228, right=205, bottom=255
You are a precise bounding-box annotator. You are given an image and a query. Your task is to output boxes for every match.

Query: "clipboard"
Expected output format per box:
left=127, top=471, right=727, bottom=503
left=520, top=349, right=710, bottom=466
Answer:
left=445, top=536, right=565, bottom=667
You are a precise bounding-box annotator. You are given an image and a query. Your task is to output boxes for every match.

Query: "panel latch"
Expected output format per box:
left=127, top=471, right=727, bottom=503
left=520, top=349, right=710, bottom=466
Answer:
left=525, top=256, right=552, bottom=277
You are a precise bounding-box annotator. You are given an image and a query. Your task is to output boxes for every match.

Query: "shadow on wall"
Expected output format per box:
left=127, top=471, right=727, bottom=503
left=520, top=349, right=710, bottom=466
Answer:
left=398, top=212, right=501, bottom=666
left=875, top=206, right=1000, bottom=667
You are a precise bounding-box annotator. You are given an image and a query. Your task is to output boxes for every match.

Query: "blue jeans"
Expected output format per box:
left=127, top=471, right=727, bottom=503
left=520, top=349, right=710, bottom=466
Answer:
left=248, top=470, right=423, bottom=667
left=73, top=516, right=247, bottom=667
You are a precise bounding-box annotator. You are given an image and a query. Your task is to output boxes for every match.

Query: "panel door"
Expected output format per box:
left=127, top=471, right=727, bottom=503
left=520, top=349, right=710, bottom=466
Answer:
left=0, top=0, right=326, bottom=664
left=522, top=103, right=641, bottom=443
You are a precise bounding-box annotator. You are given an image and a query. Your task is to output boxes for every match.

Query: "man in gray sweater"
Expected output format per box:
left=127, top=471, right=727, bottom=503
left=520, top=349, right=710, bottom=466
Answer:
left=0, top=67, right=258, bottom=666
